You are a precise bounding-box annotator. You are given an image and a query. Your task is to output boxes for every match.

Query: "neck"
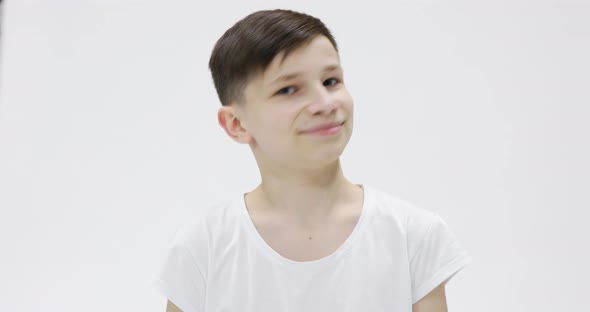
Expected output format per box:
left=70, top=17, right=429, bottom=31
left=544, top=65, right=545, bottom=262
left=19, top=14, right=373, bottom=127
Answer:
left=247, top=159, right=360, bottom=226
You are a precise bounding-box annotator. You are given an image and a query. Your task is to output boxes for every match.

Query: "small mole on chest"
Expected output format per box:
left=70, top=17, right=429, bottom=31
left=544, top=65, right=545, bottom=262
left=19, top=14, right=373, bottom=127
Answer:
left=308, top=236, right=312, bottom=240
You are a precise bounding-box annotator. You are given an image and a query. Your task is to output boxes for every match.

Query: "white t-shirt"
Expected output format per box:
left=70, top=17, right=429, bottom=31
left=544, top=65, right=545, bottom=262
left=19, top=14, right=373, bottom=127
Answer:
left=151, top=185, right=471, bottom=312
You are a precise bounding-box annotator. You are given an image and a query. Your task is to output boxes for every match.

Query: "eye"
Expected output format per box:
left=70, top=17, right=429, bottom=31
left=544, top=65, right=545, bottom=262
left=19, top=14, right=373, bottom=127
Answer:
left=276, top=86, right=296, bottom=96
left=324, top=78, right=340, bottom=87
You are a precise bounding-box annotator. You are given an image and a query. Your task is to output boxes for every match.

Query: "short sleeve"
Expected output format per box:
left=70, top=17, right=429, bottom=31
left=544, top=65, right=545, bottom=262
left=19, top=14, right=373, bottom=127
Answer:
left=151, top=229, right=207, bottom=312
left=408, top=213, right=471, bottom=304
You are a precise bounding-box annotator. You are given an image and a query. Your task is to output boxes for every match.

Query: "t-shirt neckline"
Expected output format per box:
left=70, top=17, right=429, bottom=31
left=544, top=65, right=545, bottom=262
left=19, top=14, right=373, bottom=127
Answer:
left=238, top=184, right=373, bottom=269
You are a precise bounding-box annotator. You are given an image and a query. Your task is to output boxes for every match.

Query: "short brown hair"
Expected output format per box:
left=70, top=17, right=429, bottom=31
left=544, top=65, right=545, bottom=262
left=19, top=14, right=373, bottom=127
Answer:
left=208, top=9, right=338, bottom=106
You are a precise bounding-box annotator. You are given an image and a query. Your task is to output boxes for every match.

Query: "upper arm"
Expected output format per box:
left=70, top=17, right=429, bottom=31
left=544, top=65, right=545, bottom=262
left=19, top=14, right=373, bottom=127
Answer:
left=412, top=283, right=448, bottom=312
left=166, top=300, right=183, bottom=312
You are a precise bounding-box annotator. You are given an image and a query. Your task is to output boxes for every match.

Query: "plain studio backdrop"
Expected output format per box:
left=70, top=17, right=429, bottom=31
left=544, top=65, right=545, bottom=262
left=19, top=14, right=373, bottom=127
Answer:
left=1, top=0, right=588, bottom=311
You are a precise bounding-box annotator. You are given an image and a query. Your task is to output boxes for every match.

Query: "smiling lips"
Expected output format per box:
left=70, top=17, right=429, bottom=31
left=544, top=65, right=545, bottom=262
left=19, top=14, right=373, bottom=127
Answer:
left=301, top=121, right=345, bottom=135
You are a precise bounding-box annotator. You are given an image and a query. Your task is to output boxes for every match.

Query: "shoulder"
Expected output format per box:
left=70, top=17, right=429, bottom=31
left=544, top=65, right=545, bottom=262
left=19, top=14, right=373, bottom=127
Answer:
left=365, top=185, right=437, bottom=236
left=163, top=194, right=244, bottom=277
left=173, top=194, right=243, bottom=244
left=370, top=187, right=472, bottom=303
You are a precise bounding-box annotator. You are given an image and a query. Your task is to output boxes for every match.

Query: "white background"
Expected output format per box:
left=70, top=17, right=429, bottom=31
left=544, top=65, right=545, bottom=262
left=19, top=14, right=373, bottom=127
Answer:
left=1, top=0, right=589, bottom=311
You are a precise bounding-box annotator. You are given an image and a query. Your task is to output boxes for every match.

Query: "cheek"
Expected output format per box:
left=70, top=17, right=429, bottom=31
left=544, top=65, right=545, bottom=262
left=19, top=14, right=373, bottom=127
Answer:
left=337, top=89, right=354, bottom=109
left=253, top=115, right=292, bottom=146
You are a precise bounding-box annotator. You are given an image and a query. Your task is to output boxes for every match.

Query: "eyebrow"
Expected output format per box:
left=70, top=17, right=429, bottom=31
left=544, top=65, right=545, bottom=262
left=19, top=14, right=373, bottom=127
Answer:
left=268, top=64, right=342, bottom=87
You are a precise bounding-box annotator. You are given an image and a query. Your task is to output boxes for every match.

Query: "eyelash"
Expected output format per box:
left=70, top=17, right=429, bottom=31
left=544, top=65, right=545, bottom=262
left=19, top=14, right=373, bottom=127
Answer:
left=276, top=78, right=341, bottom=96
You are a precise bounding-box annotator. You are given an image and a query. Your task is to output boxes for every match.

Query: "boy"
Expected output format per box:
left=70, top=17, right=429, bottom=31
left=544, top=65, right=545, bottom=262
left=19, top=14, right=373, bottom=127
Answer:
left=153, top=9, right=471, bottom=312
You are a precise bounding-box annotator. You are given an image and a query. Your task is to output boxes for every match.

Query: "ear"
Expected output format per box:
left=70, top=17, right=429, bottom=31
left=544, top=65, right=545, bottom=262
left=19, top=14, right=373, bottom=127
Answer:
left=217, top=106, right=254, bottom=144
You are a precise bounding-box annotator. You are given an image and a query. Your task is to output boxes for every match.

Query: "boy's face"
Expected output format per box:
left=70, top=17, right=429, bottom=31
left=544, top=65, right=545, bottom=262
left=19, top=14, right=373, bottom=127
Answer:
left=220, top=35, right=354, bottom=170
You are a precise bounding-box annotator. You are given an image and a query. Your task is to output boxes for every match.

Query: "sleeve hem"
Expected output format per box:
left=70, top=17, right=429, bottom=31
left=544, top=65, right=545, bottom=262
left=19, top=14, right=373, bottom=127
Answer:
left=152, top=277, right=198, bottom=312
left=411, top=253, right=472, bottom=304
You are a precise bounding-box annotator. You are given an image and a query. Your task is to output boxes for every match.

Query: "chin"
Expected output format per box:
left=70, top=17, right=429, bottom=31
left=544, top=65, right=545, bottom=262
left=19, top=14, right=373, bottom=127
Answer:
left=309, top=146, right=347, bottom=167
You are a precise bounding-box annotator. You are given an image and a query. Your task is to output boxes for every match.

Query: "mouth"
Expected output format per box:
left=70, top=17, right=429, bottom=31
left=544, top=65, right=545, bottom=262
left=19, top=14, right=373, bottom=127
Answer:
left=301, top=121, right=345, bottom=135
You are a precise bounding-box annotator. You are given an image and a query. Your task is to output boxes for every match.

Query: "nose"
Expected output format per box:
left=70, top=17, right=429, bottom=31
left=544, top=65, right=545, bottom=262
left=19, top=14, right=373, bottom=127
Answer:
left=307, top=85, right=339, bottom=115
